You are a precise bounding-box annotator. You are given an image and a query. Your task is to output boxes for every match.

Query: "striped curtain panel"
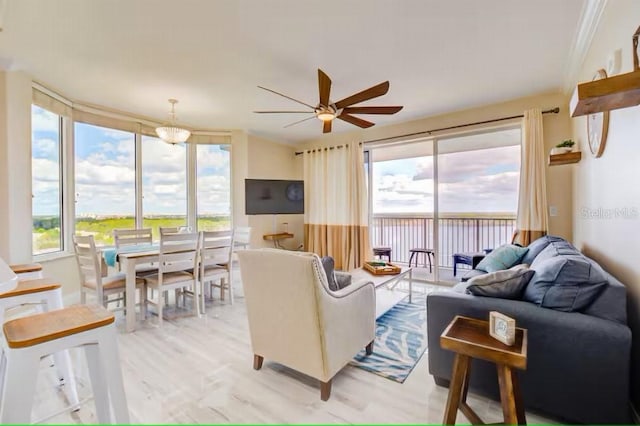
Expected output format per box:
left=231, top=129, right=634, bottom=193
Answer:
left=515, top=108, right=549, bottom=246
left=303, top=143, right=370, bottom=270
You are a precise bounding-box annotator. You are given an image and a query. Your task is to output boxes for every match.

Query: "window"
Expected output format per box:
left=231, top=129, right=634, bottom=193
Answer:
left=31, top=85, right=234, bottom=254
left=196, top=144, right=231, bottom=230
left=74, top=123, right=136, bottom=245
left=142, top=136, right=187, bottom=239
left=32, top=105, right=63, bottom=255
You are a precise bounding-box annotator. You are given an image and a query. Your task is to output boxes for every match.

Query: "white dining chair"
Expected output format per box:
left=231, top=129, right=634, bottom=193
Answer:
left=112, top=228, right=157, bottom=274
left=159, top=226, right=192, bottom=236
left=73, top=234, right=147, bottom=311
left=143, top=232, right=200, bottom=325
left=199, top=230, right=234, bottom=310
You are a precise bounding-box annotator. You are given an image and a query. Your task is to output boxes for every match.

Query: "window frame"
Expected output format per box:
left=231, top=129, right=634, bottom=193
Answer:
left=31, top=105, right=65, bottom=258
left=32, top=105, right=233, bottom=259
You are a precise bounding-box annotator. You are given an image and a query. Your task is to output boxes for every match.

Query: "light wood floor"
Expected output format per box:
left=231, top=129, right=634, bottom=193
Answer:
left=27, top=279, right=556, bottom=424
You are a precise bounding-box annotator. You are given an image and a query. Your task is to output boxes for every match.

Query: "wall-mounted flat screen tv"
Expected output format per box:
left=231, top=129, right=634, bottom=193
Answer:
left=245, top=179, right=304, bottom=215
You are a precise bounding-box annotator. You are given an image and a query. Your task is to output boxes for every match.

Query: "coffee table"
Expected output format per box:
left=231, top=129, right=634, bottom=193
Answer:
left=350, top=266, right=414, bottom=303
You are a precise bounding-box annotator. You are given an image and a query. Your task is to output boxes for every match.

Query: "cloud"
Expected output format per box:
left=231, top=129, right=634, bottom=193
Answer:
left=33, top=138, right=59, bottom=159
left=373, top=145, right=520, bottom=214
left=414, top=145, right=519, bottom=183
left=32, top=106, right=59, bottom=133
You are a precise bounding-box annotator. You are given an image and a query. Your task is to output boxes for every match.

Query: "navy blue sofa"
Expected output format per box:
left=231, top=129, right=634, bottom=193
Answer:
left=426, top=236, right=631, bottom=424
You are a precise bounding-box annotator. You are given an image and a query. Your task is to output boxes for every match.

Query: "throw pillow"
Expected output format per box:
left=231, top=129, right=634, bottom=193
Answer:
left=464, top=264, right=535, bottom=299
left=475, top=244, right=529, bottom=273
left=520, top=235, right=567, bottom=265
left=530, top=240, right=581, bottom=267
left=523, top=254, right=608, bottom=312
left=321, top=256, right=339, bottom=291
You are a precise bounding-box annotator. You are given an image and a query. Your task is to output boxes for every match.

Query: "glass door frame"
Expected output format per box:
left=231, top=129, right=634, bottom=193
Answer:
left=365, top=122, right=521, bottom=284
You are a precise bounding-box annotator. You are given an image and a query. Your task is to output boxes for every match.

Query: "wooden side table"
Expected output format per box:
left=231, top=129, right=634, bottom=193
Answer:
left=263, top=232, right=294, bottom=249
left=440, top=315, right=528, bottom=425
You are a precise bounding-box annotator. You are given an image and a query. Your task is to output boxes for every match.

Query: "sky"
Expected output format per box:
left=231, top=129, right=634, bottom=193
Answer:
left=31, top=105, right=231, bottom=217
left=372, top=144, right=520, bottom=214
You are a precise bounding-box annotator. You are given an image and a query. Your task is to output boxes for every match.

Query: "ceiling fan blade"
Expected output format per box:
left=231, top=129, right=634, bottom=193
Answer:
left=323, top=120, right=332, bottom=134
left=334, top=81, right=390, bottom=109
left=284, top=115, right=317, bottom=128
left=337, top=113, right=375, bottom=129
left=253, top=111, right=314, bottom=114
left=257, top=86, right=316, bottom=110
left=342, top=106, right=403, bottom=115
left=318, top=69, right=332, bottom=107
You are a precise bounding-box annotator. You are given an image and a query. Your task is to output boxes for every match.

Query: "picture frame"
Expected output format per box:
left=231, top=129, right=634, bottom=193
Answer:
left=489, top=311, right=516, bottom=346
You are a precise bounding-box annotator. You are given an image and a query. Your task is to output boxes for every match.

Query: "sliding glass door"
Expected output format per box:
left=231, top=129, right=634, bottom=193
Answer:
left=436, top=128, right=521, bottom=283
left=368, top=140, right=436, bottom=281
left=367, top=126, right=520, bottom=284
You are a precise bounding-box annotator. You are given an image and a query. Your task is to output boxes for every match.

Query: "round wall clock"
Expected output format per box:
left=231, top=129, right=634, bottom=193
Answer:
left=587, top=69, right=610, bottom=158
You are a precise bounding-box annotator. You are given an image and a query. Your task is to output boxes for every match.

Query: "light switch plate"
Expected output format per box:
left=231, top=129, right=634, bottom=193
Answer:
left=549, top=206, right=558, bottom=217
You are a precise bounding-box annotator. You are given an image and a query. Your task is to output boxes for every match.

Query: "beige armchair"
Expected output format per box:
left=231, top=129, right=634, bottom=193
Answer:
left=237, top=249, right=376, bottom=401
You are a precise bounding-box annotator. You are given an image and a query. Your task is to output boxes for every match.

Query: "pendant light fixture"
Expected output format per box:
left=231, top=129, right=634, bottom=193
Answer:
left=155, top=98, right=191, bottom=144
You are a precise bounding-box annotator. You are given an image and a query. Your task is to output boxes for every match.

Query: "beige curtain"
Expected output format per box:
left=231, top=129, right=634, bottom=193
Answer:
left=303, top=143, right=370, bottom=270
left=515, top=108, right=548, bottom=246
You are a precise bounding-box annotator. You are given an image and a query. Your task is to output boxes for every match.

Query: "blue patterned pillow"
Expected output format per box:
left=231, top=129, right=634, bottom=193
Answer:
left=476, top=244, right=529, bottom=273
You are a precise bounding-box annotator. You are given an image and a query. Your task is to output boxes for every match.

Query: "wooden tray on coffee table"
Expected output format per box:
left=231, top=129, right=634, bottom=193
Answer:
left=363, top=261, right=401, bottom=275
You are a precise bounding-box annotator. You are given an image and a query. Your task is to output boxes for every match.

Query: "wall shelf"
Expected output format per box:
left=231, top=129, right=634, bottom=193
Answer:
left=570, top=70, right=640, bottom=117
left=548, top=151, right=582, bottom=166
left=570, top=24, right=640, bottom=117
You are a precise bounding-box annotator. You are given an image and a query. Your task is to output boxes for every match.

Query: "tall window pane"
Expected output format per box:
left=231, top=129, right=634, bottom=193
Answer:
left=196, top=144, right=231, bottom=231
left=32, top=105, right=62, bottom=254
left=142, top=136, right=187, bottom=239
left=74, top=123, right=136, bottom=245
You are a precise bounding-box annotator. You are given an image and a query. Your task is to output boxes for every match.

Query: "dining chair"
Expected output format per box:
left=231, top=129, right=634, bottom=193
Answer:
left=143, top=232, right=200, bottom=325
left=199, top=230, right=234, bottom=310
left=112, top=228, right=157, bottom=274
left=73, top=234, right=147, bottom=311
left=160, top=226, right=192, bottom=236
left=233, top=227, right=252, bottom=250
left=113, top=228, right=153, bottom=248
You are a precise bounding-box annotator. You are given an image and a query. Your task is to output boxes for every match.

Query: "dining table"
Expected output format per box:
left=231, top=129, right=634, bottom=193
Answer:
left=102, top=244, right=159, bottom=332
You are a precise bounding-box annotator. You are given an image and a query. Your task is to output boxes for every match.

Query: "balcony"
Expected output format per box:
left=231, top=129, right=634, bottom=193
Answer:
left=370, top=213, right=516, bottom=282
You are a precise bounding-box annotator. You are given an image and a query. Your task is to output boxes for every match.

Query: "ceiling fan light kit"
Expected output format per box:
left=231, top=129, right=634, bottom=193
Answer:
left=155, top=98, right=191, bottom=144
left=255, top=68, right=403, bottom=134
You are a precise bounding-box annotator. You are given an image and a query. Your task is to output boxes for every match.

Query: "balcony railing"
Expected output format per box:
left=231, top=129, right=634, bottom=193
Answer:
left=370, top=214, right=516, bottom=268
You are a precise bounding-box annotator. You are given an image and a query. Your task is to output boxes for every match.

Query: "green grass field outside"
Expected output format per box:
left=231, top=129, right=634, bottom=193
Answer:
left=33, top=215, right=231, bottom=253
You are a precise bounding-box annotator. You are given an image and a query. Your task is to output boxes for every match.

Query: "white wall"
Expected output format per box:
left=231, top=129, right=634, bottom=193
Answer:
left=0, top=71, right=32, bottom=263
left=569, top=0, right=640, bottom=412
left=246, top=134, right=304, bottom=249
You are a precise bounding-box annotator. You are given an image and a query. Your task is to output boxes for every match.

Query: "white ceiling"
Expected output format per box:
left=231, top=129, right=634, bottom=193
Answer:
left=0, top=0, right=585, bottom=143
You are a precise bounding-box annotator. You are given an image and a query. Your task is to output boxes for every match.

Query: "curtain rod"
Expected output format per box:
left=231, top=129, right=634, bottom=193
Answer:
left=294, top=143, right=362, bottom=156
left=294, top=106, right=559, bottom=155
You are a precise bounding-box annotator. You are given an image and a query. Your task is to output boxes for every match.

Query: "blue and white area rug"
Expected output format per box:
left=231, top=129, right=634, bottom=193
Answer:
left=350, top=294, right=427, bottom=383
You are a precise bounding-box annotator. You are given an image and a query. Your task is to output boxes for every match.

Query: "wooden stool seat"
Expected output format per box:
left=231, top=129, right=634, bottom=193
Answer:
left=9, top=263, right=43, bottom=274
left=3, top=304, right=115, bottom=349
left=0, top=278, right=61, bottom=299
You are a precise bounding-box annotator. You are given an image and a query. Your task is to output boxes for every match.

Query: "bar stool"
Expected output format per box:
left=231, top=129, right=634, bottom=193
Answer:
left=408, top=248, right=435, bottom=272
left=372, top=247, right=392, bottom=261
left=0, top=304, right=129, bottom=424
left=10, top=263, right=43, bottom=280
left=0, top=278, right=79, bottom=409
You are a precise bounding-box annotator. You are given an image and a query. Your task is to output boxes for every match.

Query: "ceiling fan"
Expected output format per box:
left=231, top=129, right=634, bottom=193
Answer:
left=254, top=69, right=403, bottom=134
